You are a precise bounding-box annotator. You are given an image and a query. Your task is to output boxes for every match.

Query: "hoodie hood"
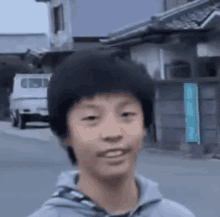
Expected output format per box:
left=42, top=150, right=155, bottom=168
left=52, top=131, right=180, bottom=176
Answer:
left=42, top=170, right=163, bottom=216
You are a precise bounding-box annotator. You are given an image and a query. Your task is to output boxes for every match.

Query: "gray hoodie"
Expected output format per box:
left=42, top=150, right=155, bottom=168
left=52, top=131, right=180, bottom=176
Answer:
left=28, top=170, right=196, bottom=217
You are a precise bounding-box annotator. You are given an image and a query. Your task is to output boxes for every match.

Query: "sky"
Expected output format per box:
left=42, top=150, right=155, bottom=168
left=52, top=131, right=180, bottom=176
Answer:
left=0, top=0, right=164, bottom=37
left=0, top=0, right=49, bottom=34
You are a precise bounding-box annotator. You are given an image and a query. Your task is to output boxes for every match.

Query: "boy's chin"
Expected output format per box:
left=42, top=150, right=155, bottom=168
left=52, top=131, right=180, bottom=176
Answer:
left=94, top=160, right=134, bottom=180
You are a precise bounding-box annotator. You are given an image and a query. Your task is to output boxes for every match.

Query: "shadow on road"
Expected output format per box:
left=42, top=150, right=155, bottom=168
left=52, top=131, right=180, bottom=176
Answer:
left=25, top=124, right=50, bottom=129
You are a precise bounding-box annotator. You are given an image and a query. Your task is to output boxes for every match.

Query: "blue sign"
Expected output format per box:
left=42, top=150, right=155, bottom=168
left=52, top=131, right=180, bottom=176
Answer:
left=184, top=83, right=200, bottom=144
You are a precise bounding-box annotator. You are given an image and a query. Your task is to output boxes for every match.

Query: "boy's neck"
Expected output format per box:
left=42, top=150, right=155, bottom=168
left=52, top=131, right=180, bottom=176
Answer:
left=77, top=171, right=138, bottom=214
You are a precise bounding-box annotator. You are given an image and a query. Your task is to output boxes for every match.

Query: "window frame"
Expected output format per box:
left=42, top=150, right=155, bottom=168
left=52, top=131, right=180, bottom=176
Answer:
left=53, top=4, right=65, bottom=34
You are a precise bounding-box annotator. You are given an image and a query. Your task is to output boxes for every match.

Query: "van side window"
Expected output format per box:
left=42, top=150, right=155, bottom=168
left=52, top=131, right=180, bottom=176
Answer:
left=29, top=79, right=42, bottom=88
left=21, top=79, right=27, bottom=88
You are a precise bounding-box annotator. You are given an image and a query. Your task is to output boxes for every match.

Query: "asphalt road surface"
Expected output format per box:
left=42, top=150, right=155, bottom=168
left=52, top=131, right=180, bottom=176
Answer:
left=1, top=131, right=220, bottom=217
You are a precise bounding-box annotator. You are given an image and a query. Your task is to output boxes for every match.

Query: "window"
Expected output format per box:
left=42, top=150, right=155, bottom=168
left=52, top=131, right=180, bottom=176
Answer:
left=53, top=4, right=65, bottom=34
left=198, top=62, right=217, bottom=77
left=21, top=79, right=27, bottom=88
left=165, top=60, right=191, bottom=79
left=29, top=79, right=42, bottom=88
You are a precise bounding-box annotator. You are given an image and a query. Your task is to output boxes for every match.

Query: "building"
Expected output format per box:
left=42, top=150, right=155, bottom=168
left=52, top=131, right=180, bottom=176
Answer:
left=36, top=0, right=167, bottom=50
left=31, top=0, right=195, bottom=72
left=100, top=0, right=220, bottom=155
left=0, top=33, right=49, bottom=120
left=32, top=0, right=220, bottom=155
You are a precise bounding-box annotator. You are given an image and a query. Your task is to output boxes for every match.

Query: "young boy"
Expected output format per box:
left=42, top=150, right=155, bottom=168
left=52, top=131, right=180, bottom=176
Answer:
left=28, top=48, right=196, bottom=217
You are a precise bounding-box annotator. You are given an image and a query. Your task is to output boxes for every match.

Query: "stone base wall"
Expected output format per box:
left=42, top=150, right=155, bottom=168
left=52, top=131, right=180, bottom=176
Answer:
left=155, top=83, right=185, bottom=151
left=155, top=82, right=220, bottom=154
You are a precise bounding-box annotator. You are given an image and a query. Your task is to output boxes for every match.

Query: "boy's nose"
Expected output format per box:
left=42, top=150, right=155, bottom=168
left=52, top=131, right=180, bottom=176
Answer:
left=103, top=135, right=123, bottom=143
left=100, top=114, right=123, bottom=141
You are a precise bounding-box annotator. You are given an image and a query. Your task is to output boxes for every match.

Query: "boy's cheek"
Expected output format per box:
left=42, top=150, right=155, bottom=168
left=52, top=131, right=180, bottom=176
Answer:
left=74, top=125, right=101, bottom=142
left=124, top=122, right=144, bottom=137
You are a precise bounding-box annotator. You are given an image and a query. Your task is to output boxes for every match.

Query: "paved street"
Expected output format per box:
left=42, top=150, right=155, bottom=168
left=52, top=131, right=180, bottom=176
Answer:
left=0, top=123, right=220, bottom=217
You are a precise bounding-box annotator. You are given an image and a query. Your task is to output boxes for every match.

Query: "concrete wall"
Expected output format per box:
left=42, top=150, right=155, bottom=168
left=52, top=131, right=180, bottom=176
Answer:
left=155, top=83, right=185, bottom=150
left=0, top=34, right=49, bottom=53
left=199, top=84, right=220, bottom=153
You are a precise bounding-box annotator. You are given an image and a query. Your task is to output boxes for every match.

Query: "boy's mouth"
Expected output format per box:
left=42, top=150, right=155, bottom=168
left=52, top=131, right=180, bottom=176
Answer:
left=99, top=148, right=131, bottom=158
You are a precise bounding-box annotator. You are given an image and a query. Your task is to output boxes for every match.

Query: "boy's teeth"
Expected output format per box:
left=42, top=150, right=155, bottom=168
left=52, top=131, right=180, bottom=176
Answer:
left=105, top=151, right=123, bottom=157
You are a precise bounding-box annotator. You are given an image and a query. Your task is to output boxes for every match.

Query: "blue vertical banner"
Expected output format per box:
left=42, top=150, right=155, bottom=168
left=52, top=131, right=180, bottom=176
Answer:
left=184, top=83, right=200, bottom=144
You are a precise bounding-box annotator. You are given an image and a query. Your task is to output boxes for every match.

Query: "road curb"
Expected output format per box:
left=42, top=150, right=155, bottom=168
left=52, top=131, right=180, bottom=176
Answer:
left=145, top=147, right=220, bottom=160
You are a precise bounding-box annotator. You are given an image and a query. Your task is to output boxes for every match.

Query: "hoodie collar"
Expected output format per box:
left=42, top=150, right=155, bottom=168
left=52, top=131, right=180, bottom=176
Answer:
left=55, top=170, right=163, bottom=210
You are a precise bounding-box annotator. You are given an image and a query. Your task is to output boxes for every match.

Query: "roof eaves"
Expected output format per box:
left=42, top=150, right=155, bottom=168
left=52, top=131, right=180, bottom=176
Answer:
left=108, top=19, right=151, bottom=38
left=106, top=0, right=212, bottom=42
left=101, top=25, right=152, bottom=45
left=201, top=8, right=220, bottom=28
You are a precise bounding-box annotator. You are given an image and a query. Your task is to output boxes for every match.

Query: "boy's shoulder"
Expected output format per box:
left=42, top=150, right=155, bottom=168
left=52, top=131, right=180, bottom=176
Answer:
left=28, top=199, right=195, bottom=217
left=152, top=198, right=196, bottom=217
left=27, top=205, right=82, bottom=217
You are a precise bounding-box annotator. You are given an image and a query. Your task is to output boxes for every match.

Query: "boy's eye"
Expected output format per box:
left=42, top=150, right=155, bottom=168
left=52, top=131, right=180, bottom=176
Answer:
left=122, top=112, right=136, bottom=117
left=81, top=113, right=136, bottom=121
left=82, top=116, right=98, bottom=121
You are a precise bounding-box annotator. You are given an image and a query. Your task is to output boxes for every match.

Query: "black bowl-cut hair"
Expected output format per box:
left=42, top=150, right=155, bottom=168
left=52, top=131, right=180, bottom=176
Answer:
left=47, top=47, right=155, bottom=165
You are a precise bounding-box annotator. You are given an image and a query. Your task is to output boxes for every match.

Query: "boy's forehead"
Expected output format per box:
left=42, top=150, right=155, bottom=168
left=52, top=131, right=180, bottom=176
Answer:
left=79, top=92, right=139, bottom=104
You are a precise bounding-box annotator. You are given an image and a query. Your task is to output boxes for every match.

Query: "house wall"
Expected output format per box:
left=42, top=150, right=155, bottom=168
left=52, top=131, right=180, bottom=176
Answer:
left=197, top=38, right=220, bottom=57
left=130, top=43, right=160, bottom=79
left=130, top=43, right=197, bottom=80
left=198, top=83, right=220, bottom=154
left=130, top=43, right=186, bottom=150
left=161, top=43, right=197, bottom=78
left=155, top=83, right=185, bottom=150
left=130, top=41, right=220, bottom=152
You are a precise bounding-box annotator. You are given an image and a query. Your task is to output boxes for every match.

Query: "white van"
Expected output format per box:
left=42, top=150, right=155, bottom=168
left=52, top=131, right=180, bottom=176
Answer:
left=9, top=73, right=52, bottom=129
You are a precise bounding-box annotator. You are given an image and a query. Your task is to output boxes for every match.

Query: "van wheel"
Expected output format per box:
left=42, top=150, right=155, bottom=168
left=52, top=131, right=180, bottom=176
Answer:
left=18, top=114, right=26, bottom=129
left=11, top=112, right=18, bottom=127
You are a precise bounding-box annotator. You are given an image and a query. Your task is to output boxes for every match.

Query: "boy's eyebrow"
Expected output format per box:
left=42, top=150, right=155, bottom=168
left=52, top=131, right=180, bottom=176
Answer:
left=78, top=100, right=137, bottom=110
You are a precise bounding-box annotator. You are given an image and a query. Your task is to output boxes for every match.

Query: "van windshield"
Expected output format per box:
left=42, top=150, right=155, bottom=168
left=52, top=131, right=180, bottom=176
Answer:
left=21, top=78, right=49, bottom=88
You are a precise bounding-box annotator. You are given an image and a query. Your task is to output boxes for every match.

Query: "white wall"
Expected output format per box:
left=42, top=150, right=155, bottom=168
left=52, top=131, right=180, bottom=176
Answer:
left=130, top=43, right=160, bottom=79
left=130, top=42, right=197, bottom=80
left=197, top=38, right=220, bottom=57
left=0, top=34, right=49, bottom=53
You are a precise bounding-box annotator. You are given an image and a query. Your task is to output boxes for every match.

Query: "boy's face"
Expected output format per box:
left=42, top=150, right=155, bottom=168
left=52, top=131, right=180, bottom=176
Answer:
left=64, top=92, right=145, bottom=179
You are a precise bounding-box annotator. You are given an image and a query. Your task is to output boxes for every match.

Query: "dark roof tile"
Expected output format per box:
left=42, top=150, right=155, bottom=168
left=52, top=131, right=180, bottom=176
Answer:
left=103, top=0, right=220, bottom=45
left=187, top=12, right=200, bottom=22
